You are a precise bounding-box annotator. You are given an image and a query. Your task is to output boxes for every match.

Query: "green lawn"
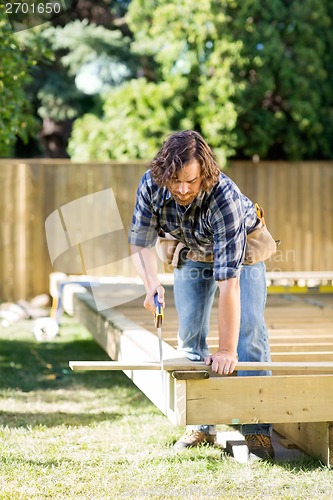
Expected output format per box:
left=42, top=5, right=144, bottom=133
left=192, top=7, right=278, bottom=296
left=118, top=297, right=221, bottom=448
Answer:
left=0, top=315, right=332, bottom=499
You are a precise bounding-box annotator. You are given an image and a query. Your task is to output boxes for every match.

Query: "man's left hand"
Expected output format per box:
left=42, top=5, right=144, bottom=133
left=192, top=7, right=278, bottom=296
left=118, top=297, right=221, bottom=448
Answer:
left=204, top=350, right=238, bottom=375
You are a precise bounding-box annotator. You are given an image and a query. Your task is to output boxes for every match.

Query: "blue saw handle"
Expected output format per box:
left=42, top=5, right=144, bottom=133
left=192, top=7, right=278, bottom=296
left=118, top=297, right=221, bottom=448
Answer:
left=154, top=293, right=164, bottom=328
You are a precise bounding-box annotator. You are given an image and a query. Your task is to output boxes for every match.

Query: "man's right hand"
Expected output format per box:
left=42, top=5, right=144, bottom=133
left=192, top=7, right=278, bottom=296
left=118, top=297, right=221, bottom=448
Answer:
left=144, top=285, right=165, bottom=314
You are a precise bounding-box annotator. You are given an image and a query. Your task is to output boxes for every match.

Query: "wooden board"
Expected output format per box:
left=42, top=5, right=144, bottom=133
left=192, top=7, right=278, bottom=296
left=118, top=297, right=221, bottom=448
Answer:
left=185, top=375, right=333, bottom=425
left=69, top=360, right=333, bottom=373
left=274, top=422, right=333, bottom=465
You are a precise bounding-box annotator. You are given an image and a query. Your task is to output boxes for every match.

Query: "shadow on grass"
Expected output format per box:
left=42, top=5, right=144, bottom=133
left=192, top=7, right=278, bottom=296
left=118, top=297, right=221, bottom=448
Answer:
left=0, top=409, right=123, bottom=428
left=0, top=319, right=159, bottom=431
left=0, top=335, right=132, bottom=392
left=276, top=456, right=329, bottom=471
left=0, top=455, right=78, bottom=468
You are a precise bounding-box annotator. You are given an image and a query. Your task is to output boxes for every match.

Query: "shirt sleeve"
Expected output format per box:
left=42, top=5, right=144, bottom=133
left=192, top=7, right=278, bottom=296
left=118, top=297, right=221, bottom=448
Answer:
left=128, top=172, right=159, bottom=248
left=210, top=184, right=247, bottom=281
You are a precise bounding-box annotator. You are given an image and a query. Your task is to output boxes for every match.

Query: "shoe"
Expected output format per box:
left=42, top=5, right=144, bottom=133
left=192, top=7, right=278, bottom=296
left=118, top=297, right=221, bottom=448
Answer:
left=173, top=430, right=216, bottom=451
left=245, top=434, right=275, bottom=460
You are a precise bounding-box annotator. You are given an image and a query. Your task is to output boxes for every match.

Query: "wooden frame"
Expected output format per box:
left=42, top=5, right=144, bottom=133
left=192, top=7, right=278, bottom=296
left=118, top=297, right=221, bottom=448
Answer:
left=72, top=286, right=333, bottom=465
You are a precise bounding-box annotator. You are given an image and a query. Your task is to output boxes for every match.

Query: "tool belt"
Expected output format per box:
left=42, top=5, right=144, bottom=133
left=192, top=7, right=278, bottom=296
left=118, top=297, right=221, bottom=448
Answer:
left=244, top=204, right=279, bottom=265
left=155, top=232, right=186, bottom=267
left=155, top=204, right=279, bottom=268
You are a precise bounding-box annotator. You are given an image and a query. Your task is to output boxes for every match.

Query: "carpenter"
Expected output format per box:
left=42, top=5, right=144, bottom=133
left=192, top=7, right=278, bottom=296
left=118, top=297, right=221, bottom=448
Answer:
left=129, top=130, right=275, bottom=460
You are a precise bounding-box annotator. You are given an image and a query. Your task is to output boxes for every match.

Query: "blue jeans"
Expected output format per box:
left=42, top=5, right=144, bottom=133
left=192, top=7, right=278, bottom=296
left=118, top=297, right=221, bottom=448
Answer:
left=174, top=258, right=271, bottom=437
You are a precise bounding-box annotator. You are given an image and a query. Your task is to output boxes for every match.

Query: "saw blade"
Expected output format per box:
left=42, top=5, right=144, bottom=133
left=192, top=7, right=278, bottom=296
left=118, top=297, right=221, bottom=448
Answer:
left=157, top=326, right=164, bottom=372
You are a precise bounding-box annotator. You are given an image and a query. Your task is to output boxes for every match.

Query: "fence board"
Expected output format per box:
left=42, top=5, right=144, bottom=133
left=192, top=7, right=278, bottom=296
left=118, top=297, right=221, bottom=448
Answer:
left=227, top=161, right=333, bottom=274
left=0, top=159, right=332, bottom=300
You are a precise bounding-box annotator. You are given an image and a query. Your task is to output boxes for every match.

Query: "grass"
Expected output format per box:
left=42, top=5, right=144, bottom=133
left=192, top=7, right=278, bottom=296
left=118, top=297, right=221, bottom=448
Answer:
left=0, top=315, right=332, bottom=499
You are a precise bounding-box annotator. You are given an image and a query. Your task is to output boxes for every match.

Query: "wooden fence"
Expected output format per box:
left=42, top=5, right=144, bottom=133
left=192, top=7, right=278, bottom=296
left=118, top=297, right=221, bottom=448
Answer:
left=0, top=159, right=332, bottom=301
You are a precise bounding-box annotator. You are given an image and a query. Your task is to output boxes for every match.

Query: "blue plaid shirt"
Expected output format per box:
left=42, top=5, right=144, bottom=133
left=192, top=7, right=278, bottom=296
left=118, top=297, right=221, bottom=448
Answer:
left=129, top=170, right=258, bottom=280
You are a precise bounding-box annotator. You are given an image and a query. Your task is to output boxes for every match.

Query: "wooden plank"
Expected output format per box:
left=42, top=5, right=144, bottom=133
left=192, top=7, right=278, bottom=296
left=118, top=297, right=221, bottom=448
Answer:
left=15, top=163, right=28, bottom=299
left=185, top=375, right=333, bottom=425
left=274, top=422, right=333, bottom=466
left=174, top=380, right=186, bottom=426
left=282, top=162, right=294, bottom=273
left=270, top=343, right=333, bottom=352
left=312, top=164, right=321, bottom=271
left=266, top=271, right=333, bottom=281
left=0, top=164, right=14, bottom=299
left=30, top=162, right=46, bottom=299
left=271, top=352, right=333, bottom=362
left=301, top=163, right=312, bottom=271
left=69, top=360, right=333, bottom=373
left=322, top=165, right=333, bottom=270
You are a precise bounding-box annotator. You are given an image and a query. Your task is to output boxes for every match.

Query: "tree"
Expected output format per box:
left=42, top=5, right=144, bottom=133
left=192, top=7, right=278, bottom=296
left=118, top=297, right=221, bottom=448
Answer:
left=69, top=0, right=333, bottom=162
left=19, top=18, right=136, bottom=156
left=228, top=0, right=333, bottom=160
left=68, top=78, right=185, bottom=159
left=14, top=0, right=141, bottom=157
left=128, top=0, right=241, bottom=162
left=319, top=0, right=333, bottom=158
left=0, top=4, right=36, bottom=157
left=70, top=0, right=241, bottom=163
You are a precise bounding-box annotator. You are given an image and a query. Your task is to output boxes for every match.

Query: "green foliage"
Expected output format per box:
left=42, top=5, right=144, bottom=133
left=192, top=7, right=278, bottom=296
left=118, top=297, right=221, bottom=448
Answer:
left=8, top=7, right=140, bottom=157
left=0, top=5, right=36, bottom=156
left=19, top=20, right=136, bottom=125
left=229, top=0, right=333, bottom=159
left=68, top=78, right=185, bottom=160
left=70, top=0, right=241, bottom=162
left=4, top=0, right=331, bottom=160
left=318, top=0, right=333, bottom=158
left=69, top=0, right=333, bottom=162
left=46, top=19, right=136, bottom=79
left=37, top=74, right=87, bottom=121
left=128, top=0, right=242, bottom=162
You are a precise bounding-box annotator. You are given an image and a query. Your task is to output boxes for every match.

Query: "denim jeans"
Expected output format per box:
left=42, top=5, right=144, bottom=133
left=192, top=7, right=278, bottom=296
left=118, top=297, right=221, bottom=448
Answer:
left=174, top=258, right=271, bottom=437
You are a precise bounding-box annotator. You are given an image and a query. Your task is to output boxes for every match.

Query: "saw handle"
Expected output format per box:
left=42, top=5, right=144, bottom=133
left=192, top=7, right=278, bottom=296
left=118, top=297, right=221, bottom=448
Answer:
left=154, top=293, right=164, bottom=328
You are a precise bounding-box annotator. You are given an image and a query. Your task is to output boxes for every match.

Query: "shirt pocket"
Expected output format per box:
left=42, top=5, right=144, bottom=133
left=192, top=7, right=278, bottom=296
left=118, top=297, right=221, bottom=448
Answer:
left=159, top=220, right=182, bottom=239
left=193, top=228, right=212, bottom=246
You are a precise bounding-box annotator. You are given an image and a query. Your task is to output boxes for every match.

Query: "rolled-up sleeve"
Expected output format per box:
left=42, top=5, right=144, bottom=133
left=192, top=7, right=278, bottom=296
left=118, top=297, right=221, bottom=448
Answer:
left=128, top=172, right=158, bottom=248
left=211, top=187, right=246, bottom=281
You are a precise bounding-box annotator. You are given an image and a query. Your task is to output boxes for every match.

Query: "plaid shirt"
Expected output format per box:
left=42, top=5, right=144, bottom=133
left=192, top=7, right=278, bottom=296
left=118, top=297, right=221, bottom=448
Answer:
left=129, top=170, right=258, bottom=280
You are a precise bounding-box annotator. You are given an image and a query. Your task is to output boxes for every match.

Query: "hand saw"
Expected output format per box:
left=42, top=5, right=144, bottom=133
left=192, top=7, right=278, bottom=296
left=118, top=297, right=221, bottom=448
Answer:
left=154, top=293, right=164, bottom=372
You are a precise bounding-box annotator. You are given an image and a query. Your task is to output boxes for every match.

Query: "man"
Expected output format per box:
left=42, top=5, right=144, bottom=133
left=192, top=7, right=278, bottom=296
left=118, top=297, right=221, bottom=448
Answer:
left=129, top=130, right=274, bottom=460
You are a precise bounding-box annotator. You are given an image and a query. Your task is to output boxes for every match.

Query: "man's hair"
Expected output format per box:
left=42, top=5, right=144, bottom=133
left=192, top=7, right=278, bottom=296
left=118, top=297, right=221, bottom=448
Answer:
left=150, top=130, right=221, bottom=191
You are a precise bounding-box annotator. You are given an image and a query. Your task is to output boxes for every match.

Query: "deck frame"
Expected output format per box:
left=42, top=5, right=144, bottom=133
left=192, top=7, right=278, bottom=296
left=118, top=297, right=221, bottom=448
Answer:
left=73, top=290, right=333, bottom=465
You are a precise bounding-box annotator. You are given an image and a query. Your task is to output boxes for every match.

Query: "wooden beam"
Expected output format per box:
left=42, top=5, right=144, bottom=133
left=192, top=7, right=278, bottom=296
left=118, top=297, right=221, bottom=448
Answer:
left=272, top=352, right=333, bottom=362
left=274, top=422, right=333, bottom=466
left=69, top=360, right=333, bottom=373
left=266, top=271, right=333, bottom=280
left=185, top=375, right=333, bottom=425
left=270, top=343, right=333, bottom=352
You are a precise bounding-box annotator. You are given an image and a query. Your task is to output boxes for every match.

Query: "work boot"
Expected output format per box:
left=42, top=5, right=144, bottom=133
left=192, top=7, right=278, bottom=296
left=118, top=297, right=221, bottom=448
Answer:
left=245, top=434, right=275, bottom=460
left=173, top=429, right=216, bottom=451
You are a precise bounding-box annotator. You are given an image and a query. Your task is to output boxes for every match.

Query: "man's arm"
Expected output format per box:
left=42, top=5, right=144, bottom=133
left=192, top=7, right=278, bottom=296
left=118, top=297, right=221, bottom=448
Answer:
left=131, top=245, right=165, bottom=314
left=205, top=277, right=240, bottom=375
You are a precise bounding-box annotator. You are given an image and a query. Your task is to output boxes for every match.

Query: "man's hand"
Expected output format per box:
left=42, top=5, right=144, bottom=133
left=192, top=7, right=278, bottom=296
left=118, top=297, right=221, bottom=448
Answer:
left=205, top=350, right=238, bottom=375
left=144, top=285, right=165, bottom=314
left=130, top=246, right=165, bottom=315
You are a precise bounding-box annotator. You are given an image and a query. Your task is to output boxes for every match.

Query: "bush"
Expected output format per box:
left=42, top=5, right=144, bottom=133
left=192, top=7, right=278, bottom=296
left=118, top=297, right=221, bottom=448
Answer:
left=0, top=6, right=35, bottom=156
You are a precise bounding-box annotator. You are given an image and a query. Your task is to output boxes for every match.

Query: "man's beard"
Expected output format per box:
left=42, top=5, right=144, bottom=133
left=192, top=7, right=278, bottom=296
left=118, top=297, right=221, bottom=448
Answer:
left=171, top=192, right=197, bottom=206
